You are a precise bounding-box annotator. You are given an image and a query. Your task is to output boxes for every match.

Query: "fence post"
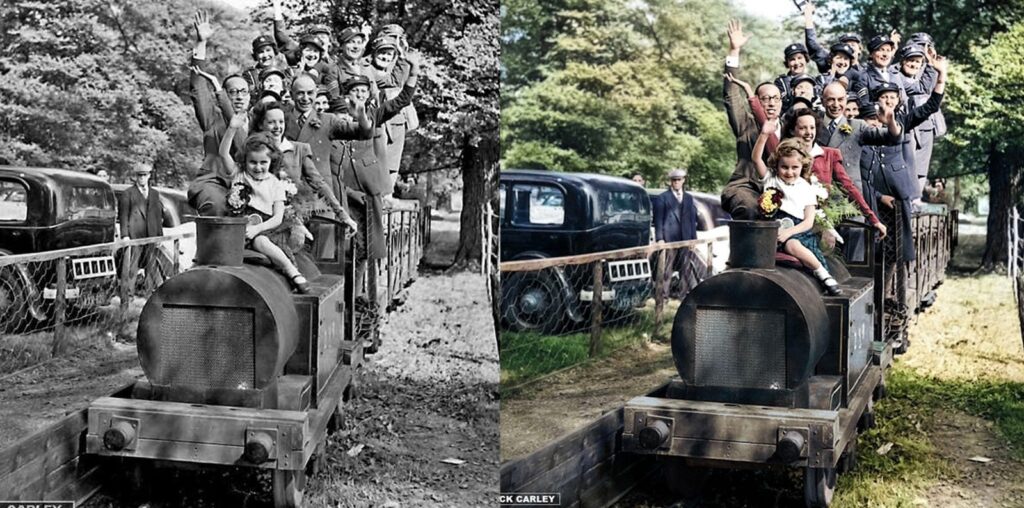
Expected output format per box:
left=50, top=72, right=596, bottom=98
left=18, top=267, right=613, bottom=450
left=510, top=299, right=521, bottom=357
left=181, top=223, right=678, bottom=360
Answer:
left=119, top=245, right=133, bottom=327
left=653, top=248, right=667, bottom=340
left=51, top=257, right=68, bottom=357
left=589, top=260, right=604, bottom=358
left=172, top=238, right=180, bottom=275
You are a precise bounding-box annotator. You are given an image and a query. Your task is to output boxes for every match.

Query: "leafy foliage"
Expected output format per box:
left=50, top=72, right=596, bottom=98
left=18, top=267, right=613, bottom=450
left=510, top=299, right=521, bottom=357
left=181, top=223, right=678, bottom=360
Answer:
left=500, top=0, right=793, bottom=192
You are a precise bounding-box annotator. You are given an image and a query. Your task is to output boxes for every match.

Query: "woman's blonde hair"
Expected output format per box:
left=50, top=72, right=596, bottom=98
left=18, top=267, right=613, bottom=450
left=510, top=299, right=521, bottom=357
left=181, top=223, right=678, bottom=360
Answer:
left=768, top=138, right=813, bottom=180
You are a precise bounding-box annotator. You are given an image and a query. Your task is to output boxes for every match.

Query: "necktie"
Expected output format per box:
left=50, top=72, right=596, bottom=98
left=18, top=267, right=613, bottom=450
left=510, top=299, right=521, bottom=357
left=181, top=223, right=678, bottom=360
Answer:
left=828, top=121, right=837, bottom=137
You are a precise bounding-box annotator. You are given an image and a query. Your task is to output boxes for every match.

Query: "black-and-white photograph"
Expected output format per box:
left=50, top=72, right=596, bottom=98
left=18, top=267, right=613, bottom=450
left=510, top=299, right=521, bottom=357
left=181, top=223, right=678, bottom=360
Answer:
left=0, top=0, right=498, bottom=506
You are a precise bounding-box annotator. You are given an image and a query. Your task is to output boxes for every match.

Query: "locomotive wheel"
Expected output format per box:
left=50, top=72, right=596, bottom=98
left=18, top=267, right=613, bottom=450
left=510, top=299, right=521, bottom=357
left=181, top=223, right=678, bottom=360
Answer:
left=838, top=438, right=858, bottom=474
left=272, top=469, right=306, bottom=508
left=874, top=375, right=889, bottom=401
left=858, top=398, right=877, bottom=432
left=501, top=271, right=565, bottom=333
left=803, top=466, right=836, bottom=508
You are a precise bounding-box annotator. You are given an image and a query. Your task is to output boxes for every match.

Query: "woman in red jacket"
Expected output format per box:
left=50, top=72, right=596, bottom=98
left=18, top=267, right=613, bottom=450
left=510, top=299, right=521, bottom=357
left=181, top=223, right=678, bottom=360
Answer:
left=782, top=109, right=888, bottom=241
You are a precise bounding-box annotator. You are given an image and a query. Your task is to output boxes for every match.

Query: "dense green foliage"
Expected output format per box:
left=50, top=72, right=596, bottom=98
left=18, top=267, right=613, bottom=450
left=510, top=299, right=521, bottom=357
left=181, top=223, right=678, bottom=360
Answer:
left=501, top=0, right=795, bottom=192
left=0, top=0, right=255, bottom=186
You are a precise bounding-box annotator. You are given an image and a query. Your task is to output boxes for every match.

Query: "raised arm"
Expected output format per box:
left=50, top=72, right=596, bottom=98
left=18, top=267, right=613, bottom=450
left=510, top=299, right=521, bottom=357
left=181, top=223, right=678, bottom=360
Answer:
left=903, top=57, right=947, bottom=131
left=218, top=114, right=246, bottom=178
left=272, top=0, right=301, bottom=66
left=189, top=11, right=229, bottom=130
left=723, top=20, right=754, bottom=138
left=803, top=3, right=830, bottom=73
left=327, top=99, right=374, bottom=139
left=752, top=119, right=775, bottom=180
left=375, top=54, right=420, bottom=123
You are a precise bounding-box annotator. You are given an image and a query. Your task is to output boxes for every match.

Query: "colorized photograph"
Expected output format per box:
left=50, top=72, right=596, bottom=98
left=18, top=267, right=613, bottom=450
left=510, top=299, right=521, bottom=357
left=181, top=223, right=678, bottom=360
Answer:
left=499, top=0, right=1023, bottom=506
left=0, top=0, right=498, bottom=506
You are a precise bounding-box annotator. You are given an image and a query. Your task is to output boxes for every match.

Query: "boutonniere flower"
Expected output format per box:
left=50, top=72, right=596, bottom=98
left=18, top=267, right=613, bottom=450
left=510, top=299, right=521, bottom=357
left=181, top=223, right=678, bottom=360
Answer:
left=308, top=115, right=322, bottom=129
left=839, top=123, right=853, bottom=135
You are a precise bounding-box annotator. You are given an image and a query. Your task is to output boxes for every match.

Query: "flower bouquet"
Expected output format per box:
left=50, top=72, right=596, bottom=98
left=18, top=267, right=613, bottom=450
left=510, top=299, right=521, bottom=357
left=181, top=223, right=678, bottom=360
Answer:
left=759, top=187, right=784, bottom=219
left=226, top=181, right=253, bottom=217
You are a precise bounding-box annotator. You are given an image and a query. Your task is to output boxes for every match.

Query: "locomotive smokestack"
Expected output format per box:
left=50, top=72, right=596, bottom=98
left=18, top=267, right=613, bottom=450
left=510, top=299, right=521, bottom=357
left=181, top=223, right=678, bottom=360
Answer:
left=727, top=220, right=778, bottom=269
left=194, top=216, right=248, bottom=267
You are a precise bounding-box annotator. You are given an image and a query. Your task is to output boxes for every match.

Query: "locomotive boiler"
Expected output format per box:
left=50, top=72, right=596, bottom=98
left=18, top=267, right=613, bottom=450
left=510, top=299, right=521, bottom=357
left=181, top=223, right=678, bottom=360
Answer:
left=622, top=220, right=882, bottom=507
left=84, top=216, right=362, bottom=508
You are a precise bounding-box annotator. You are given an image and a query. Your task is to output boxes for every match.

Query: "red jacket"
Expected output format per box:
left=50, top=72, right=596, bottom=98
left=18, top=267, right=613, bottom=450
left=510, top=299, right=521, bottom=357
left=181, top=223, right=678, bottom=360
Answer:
left=811, top=145, right=880, bottom=226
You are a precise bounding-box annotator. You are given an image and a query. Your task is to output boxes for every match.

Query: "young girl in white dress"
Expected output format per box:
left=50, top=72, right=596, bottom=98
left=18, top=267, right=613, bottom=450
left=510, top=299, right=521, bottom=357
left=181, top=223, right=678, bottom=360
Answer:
left=219, top=127, right=311, bottom=293
left=753, top=119, right=840, bottom=296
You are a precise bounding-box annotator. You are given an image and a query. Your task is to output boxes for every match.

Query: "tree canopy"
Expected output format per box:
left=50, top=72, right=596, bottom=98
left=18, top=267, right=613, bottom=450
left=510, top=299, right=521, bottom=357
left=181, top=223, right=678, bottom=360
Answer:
left=500, top=0, right=796, bottom=192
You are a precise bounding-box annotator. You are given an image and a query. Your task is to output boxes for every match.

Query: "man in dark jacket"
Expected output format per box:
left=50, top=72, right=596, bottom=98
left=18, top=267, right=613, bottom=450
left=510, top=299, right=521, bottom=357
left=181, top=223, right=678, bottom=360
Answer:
left=652, top=168, right=702, bottom=298
left=118, top=164, right=167, bottom=293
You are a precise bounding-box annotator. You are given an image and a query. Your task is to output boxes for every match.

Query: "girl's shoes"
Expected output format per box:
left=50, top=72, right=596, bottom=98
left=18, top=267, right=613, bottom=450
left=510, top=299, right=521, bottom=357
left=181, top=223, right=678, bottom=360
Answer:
left=823, top=277, right=841, bottom=296
left=291, top=274, right=310, bottom=294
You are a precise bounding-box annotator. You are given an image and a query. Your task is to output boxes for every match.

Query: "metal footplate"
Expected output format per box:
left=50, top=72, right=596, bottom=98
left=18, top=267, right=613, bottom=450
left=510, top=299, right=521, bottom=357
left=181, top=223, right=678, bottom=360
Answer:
left=85, top=397, right=310, bottom=471
left=622, top=367, right=880, bottom=469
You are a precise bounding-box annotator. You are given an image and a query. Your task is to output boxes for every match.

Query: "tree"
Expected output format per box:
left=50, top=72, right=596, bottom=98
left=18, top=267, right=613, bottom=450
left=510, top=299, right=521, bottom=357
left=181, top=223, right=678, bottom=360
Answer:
left=0, top=0, right=255, bottom=186
left=500, top=0, right=787, bottom=191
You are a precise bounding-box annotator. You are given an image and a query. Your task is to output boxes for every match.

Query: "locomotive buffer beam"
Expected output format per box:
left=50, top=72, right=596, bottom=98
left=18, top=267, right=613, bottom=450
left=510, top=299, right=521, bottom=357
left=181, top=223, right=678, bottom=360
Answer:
left=622, top=366, right=880, bottom=470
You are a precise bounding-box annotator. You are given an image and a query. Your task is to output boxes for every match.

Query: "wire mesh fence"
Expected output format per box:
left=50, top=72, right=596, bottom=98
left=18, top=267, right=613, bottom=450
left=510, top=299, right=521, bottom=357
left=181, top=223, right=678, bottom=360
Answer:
left=1011, top=205, right=1023, bottom=347
left=498, top=234, right=726, bottom=389
left=0, top=234, right=192, bottom=375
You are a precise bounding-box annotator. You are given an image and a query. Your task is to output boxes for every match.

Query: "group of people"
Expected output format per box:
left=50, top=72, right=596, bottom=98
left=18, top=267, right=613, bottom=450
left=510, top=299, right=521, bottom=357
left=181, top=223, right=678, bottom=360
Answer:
left=715, top=12, right=949, bottom=295
left=184, top=0, right=420, bottom=294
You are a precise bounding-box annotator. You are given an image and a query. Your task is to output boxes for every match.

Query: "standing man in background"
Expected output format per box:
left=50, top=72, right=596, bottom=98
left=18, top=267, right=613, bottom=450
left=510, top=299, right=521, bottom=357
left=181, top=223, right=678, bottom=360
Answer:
left=118, top=164, right=166, bottom=293
left=652, top=168, right=702, bottom=298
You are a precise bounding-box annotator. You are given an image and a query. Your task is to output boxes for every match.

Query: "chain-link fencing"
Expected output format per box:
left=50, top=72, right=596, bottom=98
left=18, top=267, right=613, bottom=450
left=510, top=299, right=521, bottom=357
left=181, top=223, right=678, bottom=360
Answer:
left=498, top=234, right=727, bottom=389
left=0, top=233, right=193, bottom=375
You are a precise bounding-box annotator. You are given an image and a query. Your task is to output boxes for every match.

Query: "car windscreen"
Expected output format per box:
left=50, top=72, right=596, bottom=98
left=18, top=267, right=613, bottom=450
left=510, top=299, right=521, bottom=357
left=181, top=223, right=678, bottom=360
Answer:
left=595, top=189, right=650, bottom=225
left=0, top=180, right=28, bottom=222
left=62, top=186, right=116, bottom=220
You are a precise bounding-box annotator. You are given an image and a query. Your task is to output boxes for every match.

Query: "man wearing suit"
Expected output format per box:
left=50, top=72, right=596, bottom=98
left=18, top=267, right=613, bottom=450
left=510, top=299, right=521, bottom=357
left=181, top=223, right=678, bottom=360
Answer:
left=119, top=164, right=166, bottom=293
left=652, top=169, right=701, bottom=298
left=721, top=20, right=779, bottom=220
left=818, top=82, right=901, bottom=261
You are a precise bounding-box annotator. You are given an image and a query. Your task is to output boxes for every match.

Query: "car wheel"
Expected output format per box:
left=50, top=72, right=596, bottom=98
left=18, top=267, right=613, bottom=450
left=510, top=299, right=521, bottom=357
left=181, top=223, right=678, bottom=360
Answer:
left=0, top=266, right=33, bottom=333
left=501, top=270, right=565, bottom=333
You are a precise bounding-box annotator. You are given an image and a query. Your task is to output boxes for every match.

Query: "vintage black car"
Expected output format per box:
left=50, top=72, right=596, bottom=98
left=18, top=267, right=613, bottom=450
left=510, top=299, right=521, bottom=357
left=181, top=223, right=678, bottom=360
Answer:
left=0, top=166, right=117, bottom=328
left=500, top=169, right=653, bottom=332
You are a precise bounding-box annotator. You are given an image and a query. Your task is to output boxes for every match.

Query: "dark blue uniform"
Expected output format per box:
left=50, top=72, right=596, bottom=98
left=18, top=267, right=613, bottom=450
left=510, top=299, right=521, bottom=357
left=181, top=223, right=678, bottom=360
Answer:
left=861, top=91, right=944, bottom=261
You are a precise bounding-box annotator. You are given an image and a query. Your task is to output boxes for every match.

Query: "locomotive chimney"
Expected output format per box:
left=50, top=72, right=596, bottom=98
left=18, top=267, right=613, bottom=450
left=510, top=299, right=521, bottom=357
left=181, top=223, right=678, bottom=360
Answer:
left=194, top=216, right=248, bottom=267
left=727, top=220, right=778, bottom=269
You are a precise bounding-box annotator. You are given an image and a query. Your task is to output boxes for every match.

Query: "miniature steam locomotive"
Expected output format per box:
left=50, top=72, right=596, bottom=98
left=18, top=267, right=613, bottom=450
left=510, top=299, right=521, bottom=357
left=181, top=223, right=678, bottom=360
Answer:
left=622, top=208, right=954, bottom=507
left=84, top=216, right=364, bottom=507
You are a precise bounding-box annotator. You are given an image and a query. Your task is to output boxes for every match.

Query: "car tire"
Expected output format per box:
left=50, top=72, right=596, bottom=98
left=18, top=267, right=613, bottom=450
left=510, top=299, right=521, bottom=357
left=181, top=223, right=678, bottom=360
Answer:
left=501, top=270, right=566, bottom=334
left=0, top=266, right=32, bottom=333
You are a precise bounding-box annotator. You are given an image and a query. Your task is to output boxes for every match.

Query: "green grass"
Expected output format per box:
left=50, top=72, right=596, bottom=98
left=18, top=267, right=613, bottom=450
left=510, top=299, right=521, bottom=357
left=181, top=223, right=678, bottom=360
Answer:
left=499, top=303, right=662, bottom=387
left=835, top=366, right=1024, bottom=506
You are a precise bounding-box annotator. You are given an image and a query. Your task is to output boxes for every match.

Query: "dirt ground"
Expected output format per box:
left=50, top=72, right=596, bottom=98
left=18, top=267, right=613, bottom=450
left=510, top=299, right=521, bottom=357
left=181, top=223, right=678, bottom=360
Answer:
left=500, top=225, right=1024, bottom=507
left=1, top=212, right=499, bottom=507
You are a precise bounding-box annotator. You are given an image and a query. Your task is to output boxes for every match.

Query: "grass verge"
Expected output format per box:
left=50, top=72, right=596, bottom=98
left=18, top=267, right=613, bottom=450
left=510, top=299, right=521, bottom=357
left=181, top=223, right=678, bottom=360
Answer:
left=499, top=302, right=662, bottom=387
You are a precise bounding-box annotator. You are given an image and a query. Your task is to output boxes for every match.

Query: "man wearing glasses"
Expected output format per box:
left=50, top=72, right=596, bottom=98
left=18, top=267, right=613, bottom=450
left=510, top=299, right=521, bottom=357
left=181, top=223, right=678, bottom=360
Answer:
left=186, top=11, right=253, bottom=215
left=721, top=20, right=783, bottom=220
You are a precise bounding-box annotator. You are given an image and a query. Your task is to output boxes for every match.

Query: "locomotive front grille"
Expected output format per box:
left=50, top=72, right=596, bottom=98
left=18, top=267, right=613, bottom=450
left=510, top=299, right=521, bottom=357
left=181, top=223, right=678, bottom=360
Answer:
left=156, top=305, right=256, bottom=390
left=694, top=308, right=786, bottom=389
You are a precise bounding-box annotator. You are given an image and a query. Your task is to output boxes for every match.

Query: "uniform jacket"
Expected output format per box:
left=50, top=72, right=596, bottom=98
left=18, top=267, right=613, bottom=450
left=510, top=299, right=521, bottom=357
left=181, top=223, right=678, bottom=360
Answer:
left=283, top=107, right=372, bottom=179
left=118, top=185, right=164, bottom=239
left=817, top=116, right=900, bottom=190
left=652, top=190, right=698, bottom=243
left=855, top=64, right=908, bottom=106
left=336, top=84, right=416, bottom=197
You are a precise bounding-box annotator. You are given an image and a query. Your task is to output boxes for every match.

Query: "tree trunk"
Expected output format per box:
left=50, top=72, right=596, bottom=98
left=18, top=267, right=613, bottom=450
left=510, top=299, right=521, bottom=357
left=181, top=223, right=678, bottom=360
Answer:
left=981, top=149, right=1018, bottom=270
left=453, top=132, right=499, bottom=269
